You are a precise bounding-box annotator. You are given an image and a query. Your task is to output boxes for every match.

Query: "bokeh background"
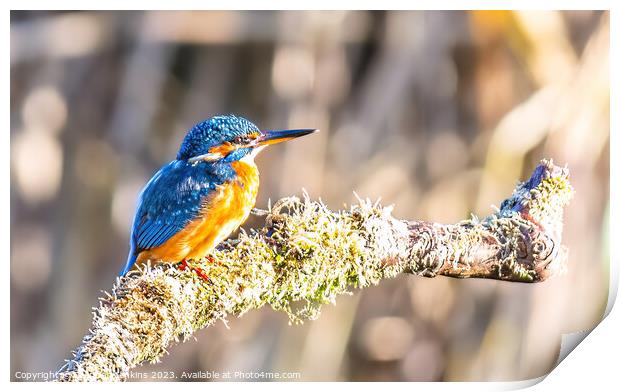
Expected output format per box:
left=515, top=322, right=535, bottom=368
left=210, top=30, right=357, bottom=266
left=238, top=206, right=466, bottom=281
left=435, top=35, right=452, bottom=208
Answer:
left=10, top=10, right=609, bottom=381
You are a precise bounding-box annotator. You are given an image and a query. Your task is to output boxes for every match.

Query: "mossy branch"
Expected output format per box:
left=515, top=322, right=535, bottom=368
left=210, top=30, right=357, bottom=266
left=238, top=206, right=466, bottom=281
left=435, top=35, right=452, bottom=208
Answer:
left=55, top=159, right=573, bottom=382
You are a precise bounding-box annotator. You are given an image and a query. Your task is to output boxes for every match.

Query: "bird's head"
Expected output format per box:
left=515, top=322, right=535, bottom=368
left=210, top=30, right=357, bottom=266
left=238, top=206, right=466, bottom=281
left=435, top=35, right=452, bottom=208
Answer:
left=177, top=115, right=317, bottom=163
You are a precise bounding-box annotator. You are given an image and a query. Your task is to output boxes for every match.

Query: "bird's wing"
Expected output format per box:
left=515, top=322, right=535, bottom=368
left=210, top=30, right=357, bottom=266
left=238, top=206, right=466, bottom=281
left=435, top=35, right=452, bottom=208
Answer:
left=133, top=162, right=223, bottom=250
left=121, top=161, right=230, bottom=274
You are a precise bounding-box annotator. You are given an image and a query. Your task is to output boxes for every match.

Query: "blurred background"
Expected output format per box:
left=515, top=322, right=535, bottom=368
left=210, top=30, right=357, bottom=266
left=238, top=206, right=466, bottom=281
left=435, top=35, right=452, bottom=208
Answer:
left=10, top=10, right=609, bottom=381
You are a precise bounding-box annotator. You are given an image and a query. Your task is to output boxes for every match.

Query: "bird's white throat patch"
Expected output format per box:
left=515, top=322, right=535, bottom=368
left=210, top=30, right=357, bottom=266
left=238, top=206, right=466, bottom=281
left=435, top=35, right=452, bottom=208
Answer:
left=241, top=146, right=265, bottom=164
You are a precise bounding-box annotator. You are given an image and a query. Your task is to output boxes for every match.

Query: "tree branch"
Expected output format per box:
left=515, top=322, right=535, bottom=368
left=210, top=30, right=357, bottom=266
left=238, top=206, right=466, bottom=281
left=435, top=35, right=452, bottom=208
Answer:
left=55, top=159, right=573, bottom=381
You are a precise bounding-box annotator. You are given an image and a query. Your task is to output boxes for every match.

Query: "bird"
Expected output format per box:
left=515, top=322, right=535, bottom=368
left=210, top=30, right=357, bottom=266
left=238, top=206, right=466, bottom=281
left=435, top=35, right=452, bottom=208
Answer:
left=120, top=114, right=317, bottom=276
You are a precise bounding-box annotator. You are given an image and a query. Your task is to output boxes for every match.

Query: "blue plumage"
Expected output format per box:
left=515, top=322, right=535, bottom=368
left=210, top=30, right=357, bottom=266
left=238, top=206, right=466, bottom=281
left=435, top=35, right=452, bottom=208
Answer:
left=121, top=114, right=317, bottom=276
left=120, top=115, right=260, bottom=276
left=121, top=160, right=237, bottom=275
left=177, top=115, right=261, bottom=160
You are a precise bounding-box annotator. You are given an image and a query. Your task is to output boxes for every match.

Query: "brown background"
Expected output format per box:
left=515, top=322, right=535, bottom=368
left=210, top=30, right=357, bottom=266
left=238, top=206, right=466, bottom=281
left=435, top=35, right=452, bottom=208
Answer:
left=10, top=10, right=609, bottom=381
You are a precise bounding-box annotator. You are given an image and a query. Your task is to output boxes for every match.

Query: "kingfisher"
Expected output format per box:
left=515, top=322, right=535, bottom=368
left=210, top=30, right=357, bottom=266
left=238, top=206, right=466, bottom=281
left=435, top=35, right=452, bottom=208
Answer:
left=120, top=115, right=317, bottom=276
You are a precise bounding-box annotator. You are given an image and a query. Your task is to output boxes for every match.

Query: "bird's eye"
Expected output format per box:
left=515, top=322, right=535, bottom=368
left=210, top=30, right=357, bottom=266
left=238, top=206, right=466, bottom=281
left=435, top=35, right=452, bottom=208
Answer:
left=233, top=135, right=250, bottom=144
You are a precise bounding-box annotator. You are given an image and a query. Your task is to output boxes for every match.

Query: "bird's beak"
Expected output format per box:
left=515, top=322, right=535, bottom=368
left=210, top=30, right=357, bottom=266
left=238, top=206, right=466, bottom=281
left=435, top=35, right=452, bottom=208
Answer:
left=255, top=128, right=318, bottom=147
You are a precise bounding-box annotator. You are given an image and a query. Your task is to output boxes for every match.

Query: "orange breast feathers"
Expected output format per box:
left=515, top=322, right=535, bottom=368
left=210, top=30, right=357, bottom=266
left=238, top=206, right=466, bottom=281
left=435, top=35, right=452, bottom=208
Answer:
left=136, top=160, right=260, bottom=264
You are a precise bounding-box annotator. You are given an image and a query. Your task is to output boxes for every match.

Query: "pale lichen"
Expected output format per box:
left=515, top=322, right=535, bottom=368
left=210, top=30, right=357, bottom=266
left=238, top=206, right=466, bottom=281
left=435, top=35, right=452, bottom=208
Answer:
left=56, top=159, right=574, bottom=382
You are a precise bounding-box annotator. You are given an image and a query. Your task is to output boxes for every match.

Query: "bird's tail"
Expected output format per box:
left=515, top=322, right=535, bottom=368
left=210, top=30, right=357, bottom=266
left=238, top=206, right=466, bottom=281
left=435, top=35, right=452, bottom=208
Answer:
left=120, top=250, right=137, bottom=276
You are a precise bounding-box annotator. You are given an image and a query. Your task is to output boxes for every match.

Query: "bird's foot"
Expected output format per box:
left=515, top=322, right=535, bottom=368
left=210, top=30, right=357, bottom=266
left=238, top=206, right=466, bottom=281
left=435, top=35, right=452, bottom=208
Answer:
left=177, top=259, right=210, bottom=282
left=178, top=258, right=189, bottom=271
left=190, top=266, right=210, bottom=282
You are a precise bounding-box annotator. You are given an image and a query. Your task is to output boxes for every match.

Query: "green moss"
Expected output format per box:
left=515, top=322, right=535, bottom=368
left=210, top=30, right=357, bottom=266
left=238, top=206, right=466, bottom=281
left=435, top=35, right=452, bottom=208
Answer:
left=57, top=159, right=574, bottom=381
left=151, top=195, right=408, bottom=326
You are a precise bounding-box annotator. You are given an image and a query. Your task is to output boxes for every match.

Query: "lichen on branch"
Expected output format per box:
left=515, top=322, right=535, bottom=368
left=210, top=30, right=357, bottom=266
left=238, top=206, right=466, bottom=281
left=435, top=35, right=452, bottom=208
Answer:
left=56, top=159, right=573, bottom=382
